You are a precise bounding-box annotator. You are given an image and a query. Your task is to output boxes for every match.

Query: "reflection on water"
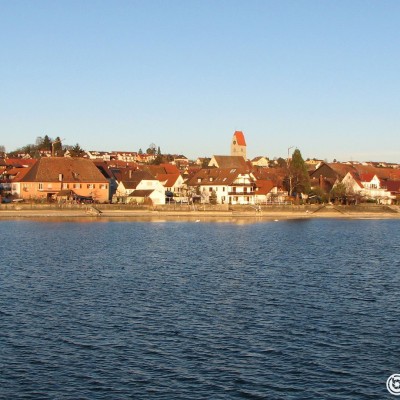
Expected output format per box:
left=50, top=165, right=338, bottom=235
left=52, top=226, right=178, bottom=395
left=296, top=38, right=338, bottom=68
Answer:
left=1, top=216, right=286, bottom=224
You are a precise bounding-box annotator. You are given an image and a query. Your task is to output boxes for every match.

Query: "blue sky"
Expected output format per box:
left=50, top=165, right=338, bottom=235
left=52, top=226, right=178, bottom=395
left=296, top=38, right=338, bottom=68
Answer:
left=1, top=0, right=399, bottom=162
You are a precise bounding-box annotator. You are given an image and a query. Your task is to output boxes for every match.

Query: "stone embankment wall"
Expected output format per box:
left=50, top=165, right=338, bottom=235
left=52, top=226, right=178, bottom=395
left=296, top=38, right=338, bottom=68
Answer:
left=1, top=203, right=397, bottom=214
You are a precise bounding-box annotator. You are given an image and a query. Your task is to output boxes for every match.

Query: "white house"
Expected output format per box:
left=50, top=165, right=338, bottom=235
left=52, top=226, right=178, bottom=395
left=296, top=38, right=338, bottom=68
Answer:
left=341, top=172, right=395, bottom=204
left=255, top=180, right=288, bottom=204
left=115, top=170, right=165, bottom=204
left=187, top=168, right=256, bottom=205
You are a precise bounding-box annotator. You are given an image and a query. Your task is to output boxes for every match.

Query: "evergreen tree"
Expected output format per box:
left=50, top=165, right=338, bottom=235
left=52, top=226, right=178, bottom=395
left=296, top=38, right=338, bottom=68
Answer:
left=152, top=153, right=163, bottom=165
left=69, top=143, right=85, bottom=158
left=288, top=149, right=310, bottom=196
left=146, top=143, right=157, bottom=155
left=42, top=135, right=52, bottom=151
left=276, top=157, right=287, bottom=168
left=53, top=137, right=63, bottom=156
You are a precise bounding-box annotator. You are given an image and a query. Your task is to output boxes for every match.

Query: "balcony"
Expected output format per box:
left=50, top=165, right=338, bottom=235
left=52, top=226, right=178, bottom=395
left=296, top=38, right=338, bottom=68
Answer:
left=228, top=191, right=255, bottom=196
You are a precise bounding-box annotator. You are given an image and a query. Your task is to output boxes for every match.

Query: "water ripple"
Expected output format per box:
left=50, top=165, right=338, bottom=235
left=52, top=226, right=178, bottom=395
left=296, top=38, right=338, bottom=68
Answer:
left=1, top=219, right=399, bottom=399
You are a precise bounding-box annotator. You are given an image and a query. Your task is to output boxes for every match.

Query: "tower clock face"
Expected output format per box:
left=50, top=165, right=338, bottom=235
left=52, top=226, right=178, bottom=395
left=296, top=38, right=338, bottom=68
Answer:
left=233, top=140, right=236, bottom=145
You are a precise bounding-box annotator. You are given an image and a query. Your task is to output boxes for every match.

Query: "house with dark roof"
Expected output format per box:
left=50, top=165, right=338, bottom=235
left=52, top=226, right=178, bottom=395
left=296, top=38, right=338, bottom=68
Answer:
left=15, top=157, right=110, bottom=202
left=309, top=162, right=355, bottom=192
left=208, top=155, right=249, bottom=170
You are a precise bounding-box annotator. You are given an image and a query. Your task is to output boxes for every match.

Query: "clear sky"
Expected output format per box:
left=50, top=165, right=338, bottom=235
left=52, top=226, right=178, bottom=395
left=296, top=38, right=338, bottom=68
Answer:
left=1, top=0, right=399, bottom=162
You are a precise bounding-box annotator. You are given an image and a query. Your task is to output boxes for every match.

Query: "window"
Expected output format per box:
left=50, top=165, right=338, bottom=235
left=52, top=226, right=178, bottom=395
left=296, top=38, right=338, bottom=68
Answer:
left=87, top=184, right=94, bottom=189
left=73, top=183, right=81, bottom=189
left=100, top=184, right=107, bottom=190
left=38, top=183, right=43, bottom=190
left=63, top=183, right=69, bottom=189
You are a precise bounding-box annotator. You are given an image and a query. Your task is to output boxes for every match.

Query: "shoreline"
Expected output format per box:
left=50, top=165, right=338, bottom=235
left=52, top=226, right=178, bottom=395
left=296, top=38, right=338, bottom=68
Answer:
left=1, top=207, right=399, bottom=221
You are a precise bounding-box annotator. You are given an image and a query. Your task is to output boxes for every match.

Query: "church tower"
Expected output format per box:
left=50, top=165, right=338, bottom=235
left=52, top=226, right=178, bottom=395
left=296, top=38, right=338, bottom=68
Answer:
left=230, top=130, right=247, bottom=160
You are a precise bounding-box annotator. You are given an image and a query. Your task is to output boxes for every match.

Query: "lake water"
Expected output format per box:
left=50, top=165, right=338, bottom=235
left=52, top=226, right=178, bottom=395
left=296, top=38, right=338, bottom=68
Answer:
left=1, top=219, right=399, bottom=399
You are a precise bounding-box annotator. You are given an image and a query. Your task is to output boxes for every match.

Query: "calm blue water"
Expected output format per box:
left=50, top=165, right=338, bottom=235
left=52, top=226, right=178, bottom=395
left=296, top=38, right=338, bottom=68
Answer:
left=1, top=219, right=399, bottom=399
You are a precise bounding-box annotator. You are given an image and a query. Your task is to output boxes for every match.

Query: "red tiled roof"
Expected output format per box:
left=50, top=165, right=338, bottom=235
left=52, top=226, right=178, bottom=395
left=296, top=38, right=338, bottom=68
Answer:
left=157, top=173, right=180, bottom=187
left=384, top=181, right=400, bottom=193
left=20, top=158, right=108, bottom=183
left=233, top=131, right=246, bottom=146
left=187, top=168, right=249, bottom=187
left=160, top=163, right=180, bottom=174
left=5, top=158, right=37, bottom=168
left=211, top=155, right=249, bottom=170
left=255, top=180, right=275, bottom=195
left=251, top=167, right=286, bottom=186
left=359, top=173, right=376, bottom=182
left=118, top=170, right=155, bottom=183
left=3, top=167, right=32, bottom=182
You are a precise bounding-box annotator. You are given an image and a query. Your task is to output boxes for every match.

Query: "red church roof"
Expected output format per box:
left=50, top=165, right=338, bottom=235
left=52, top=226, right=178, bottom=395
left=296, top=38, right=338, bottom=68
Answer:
left=233, top=131, right=246, bottom=146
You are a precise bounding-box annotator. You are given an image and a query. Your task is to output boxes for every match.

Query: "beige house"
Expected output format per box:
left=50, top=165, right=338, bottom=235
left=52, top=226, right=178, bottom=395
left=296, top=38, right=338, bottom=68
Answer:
left=251, top=156, right=269, bottom=167
left=14, top=157, right=109, bottom=202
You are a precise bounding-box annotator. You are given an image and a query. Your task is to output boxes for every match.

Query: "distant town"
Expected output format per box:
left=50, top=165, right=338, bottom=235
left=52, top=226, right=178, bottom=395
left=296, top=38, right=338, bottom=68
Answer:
left=1, top=131, right=400, bottom=206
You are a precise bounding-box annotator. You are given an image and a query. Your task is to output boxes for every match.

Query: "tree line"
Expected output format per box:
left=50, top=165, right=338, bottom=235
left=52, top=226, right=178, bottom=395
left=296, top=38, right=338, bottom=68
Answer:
left=5, top=135, right=86, bottom=158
